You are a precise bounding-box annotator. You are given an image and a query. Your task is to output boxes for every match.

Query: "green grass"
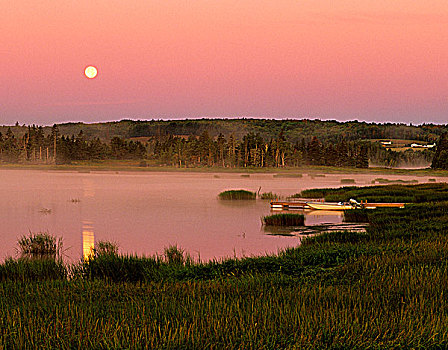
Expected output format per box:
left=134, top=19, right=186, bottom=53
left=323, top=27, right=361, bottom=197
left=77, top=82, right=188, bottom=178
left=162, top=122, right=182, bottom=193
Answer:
left=343, top=209, right=370, bottom=223
left=273, top=173, right=302, bottom=178
left=0, top=258, right=67, bottom=282
left=300, top=183, right=448, bottom=203
left=373, top=177, right=419, bottom=184
left=262, top=213, right=305, bottom=226
left=3, top=183, right=448, bottom=348
left=260, top=192, right=280, bottom=200
left=17, top=232, right=62, bottom=260
left=340, top=178, right=356, bottom=184
left=218, top=189, right=256, bottom=200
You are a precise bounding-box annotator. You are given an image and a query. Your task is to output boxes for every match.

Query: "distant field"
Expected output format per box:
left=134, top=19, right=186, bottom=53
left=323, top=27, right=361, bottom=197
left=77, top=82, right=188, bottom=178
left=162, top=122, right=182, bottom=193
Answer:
left=368, top=139, right=434, bottom=153
left=387, top=147, right=429, bottom=152
left=368, top=138, right=430, bottom=145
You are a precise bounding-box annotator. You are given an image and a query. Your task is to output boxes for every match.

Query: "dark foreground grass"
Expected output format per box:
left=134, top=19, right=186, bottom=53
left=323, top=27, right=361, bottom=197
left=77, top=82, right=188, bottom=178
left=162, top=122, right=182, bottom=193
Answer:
left=343, top=209, right=370, bottom=223
left=2, top=184, right=448, bottom=348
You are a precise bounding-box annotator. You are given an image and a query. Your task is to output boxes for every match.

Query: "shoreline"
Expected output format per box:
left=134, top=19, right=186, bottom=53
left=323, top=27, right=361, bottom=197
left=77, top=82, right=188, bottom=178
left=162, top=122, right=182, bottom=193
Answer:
left=0, top=161, right=447, bottom=177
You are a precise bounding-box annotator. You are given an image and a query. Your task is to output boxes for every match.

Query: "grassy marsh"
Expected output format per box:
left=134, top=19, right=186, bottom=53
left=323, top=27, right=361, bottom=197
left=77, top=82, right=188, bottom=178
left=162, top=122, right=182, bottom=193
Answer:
left=2, top=183, right=448, bottom=348
left=300, top=182, right=448, bottom=203
left=343, top=209, right=370, bottom=223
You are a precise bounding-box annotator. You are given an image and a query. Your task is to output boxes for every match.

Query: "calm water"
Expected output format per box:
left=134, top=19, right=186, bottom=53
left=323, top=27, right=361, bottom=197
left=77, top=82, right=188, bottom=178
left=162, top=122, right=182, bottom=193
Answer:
left=0, top=169, right=443, bottom=262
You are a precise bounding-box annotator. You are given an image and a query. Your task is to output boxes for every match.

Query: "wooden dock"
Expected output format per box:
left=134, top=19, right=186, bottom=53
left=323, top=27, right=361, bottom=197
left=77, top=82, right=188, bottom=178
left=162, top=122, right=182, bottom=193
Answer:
left=363, top=203, right=406, bottom=209
left=271, top=199, right=406, bottom=210
left=270, top=198, right=324, bottom=210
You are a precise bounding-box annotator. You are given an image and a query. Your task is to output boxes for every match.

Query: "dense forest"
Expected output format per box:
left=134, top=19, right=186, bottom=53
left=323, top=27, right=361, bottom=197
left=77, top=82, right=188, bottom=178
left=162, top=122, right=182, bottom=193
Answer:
left=1, top=118, right=446, bottom=143
left=0, top=119, right=439, bottom=168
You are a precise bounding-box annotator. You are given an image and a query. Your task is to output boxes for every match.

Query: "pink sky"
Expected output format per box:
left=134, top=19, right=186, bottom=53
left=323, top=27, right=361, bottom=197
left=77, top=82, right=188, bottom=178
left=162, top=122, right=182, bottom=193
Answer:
left=1, top=1, right=447, bottom=125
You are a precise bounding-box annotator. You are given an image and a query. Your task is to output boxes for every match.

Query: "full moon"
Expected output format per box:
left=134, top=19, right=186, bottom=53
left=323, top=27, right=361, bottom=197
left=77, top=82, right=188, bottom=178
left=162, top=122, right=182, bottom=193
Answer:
left=84, top=66, right=98, bottom=79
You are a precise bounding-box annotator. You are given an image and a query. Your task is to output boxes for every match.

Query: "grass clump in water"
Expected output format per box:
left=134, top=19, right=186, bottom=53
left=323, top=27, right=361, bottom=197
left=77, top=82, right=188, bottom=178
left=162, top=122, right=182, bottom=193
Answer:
left=18, top=232, right=62, bottom=261
left=341, top=178, right=356, bottom=184
left=263, top=213, right=304, bottom=226
left=0, top=232, right=66, bottom=282
left=260, top=192, right=280, bottom=200
left=218, top=189, right=256, bottom=200
left=374, top=178, right=418, bottom=184
left=273, top=173, right=302, bottom=178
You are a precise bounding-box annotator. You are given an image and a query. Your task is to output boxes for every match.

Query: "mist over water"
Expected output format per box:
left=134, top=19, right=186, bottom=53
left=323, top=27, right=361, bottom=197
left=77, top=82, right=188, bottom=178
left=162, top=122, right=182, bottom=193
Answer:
left=0, top=170, right=443, bottom=262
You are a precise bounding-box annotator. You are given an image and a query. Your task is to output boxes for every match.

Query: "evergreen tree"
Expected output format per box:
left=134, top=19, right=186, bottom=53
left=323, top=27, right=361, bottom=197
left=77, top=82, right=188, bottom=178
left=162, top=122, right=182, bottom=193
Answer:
left=431, top=133, right=448, bottom=169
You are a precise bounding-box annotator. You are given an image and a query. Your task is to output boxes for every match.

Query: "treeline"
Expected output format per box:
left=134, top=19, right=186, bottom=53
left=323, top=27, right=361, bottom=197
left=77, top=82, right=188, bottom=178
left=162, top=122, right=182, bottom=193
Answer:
left=149, top=131, right=369, bottom=168
left=128, top=119, right=446, bottom=144
left=0, top=124, right=435, bottom=168
left=0, top=125, right=146, bottom=164
left=2, top=118, right=447, bottom=144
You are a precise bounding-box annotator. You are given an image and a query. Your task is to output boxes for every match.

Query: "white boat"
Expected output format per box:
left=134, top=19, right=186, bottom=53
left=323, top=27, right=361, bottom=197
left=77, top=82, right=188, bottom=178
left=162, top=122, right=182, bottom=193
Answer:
left=306, top=202, right=354, bottom=211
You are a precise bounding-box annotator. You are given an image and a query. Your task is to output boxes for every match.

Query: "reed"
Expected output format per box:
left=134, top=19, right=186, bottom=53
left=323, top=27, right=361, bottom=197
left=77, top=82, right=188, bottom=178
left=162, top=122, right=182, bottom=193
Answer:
left=17, top=232, right=62, bottom=261
left=94, top=240, right=119, bottom=256
left=374, top=177, right=418, bottom=184
left=218, top=190, right=256, bottom=200
left=343, top=209, right=370, bottom=223
left=260, top=192, right=280, bottom=200
left=262, top=213, right=304, bottom=226
left=273, top=173, right=302, bottom=178
left=0, top=258, right=67, bottom=282
left=163, top=245, right=192, bottom=265
left=340, top=178, right=356, bottom=184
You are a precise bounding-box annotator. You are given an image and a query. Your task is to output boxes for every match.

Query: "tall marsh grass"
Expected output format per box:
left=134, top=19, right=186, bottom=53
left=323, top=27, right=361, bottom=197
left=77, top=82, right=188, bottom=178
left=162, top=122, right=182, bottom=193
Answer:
left=300, top=183, right=448, bottom=203
left=18, top=232, right=62, bottom=260
left=218, top=189, right=256, bottom=200
left=343, top=209, right=370, bottom=223
left=340, top=178, right=356, bottom=184
left=260, top=192, right=280, bottom=200
left=273, top=173, right=302, bottom=178
left=263, top=213, right=305, bottom=226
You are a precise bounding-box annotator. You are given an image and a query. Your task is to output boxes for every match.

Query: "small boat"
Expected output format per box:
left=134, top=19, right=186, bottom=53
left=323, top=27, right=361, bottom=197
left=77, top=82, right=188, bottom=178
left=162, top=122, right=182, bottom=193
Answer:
left=306, top=202, right=354, bottom=211
left=307, top=199, right=406, bottom=210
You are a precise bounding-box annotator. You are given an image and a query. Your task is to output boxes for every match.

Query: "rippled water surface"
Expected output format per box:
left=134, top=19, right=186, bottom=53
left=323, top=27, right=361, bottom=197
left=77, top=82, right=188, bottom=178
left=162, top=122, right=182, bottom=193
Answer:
left=0, top=169, right=442, bottom=261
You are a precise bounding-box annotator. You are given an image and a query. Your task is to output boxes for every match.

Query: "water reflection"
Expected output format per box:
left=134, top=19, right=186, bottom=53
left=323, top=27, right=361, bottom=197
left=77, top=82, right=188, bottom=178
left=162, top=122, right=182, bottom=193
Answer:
left=82, top=178, right=95, bottom=198
left=82, top=221, right=95, bottom=259
left=305, top=210, right=344, bottom=225
left=217, top=200, right=258, bottom=208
